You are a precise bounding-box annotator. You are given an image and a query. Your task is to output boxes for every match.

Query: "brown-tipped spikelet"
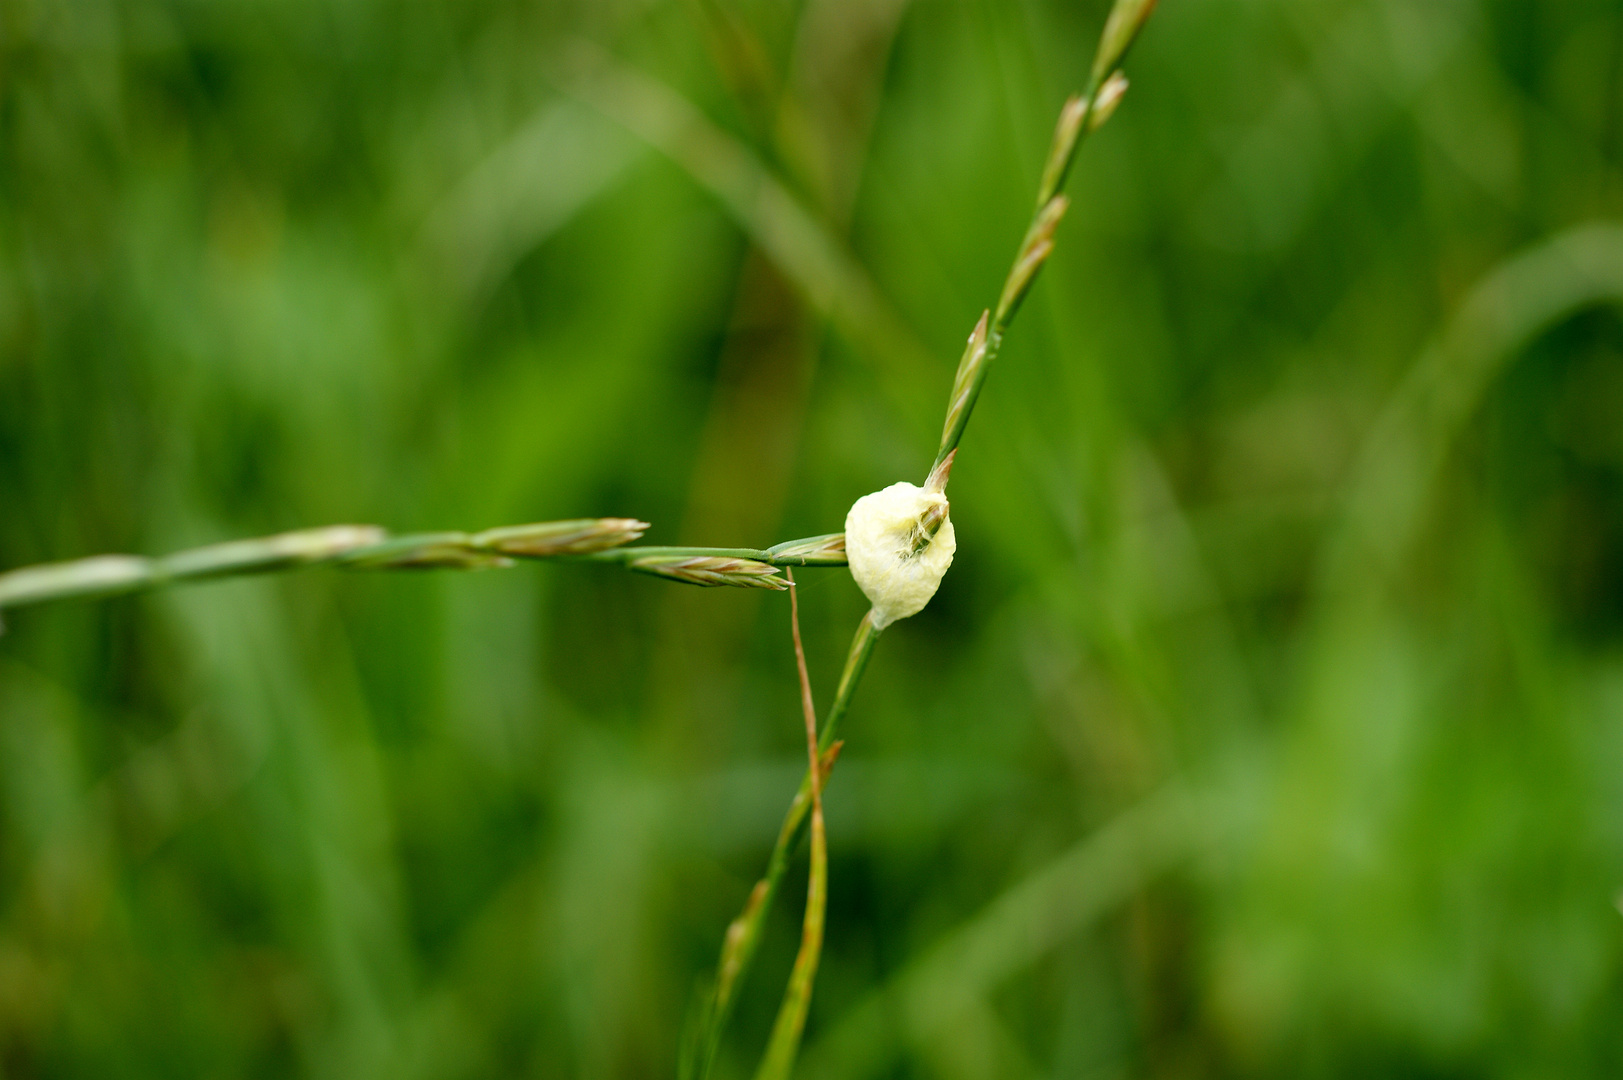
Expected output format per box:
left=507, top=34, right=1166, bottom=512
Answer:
left=996, top=195, right=1069, bottom=326
left=1088, top=72, right=1129, bottom=133
left=1091, top=0, right=1158, bottom=85
left=766, top=533, right=848, bottom=566
left=924, top=449, right=957, bottom=496
left=938, top=315, right=990, bottom=464
left=1037, top=94, right=1090, bottom=208
left=630, top=554, right=787, bottom=589
left=474, top=518, right=650, bottom=558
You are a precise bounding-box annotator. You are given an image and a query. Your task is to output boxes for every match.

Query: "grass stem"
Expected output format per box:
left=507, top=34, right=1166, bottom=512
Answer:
left=751, top=570, right=830, bottom=1080
left=0, top=527, right=852, bottom=616
left=689, top=611, right=878, bottom=1080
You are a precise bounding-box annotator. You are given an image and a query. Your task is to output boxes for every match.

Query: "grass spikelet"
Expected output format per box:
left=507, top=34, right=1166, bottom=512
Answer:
left=629, top=554, right=788, bottom=589
left=766, top=534, right=848, bottom=566
left=472, top=517, right=650, bottom=557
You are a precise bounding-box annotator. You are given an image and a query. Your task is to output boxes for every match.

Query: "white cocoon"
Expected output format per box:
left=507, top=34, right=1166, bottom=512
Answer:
left=844, top=481, right=957, bottom=630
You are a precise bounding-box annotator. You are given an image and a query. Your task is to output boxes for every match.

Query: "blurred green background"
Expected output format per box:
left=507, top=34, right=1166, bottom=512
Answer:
left=4, top=0, right=1623, bottom=1076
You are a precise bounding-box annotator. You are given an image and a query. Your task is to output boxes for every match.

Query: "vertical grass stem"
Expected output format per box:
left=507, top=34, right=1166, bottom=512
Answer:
left=751, top=571, right=830, bottom=1080
left=690, top=611, right=880, bottom=1080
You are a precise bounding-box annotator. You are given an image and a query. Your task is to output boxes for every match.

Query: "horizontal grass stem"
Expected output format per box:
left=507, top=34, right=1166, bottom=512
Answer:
left=0, top=525, right=857, bottom=617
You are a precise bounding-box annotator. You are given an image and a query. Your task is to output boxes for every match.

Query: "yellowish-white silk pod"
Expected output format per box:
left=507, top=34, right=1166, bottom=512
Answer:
left=844, top=482, right=956, bottom=630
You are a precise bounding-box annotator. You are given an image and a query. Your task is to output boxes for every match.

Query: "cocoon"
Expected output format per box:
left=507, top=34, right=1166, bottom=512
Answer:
left=844, top=482, right=956, bottom=629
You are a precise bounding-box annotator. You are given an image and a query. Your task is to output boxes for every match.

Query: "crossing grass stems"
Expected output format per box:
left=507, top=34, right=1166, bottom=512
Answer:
left=0, top=2, right=1157, bottom=1075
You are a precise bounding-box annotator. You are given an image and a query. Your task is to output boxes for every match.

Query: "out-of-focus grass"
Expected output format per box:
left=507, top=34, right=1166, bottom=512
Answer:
left=3, top=0, right=1623, bottom=1077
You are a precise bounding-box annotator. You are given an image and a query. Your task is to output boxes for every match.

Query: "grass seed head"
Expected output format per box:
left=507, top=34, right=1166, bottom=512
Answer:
left=925, top=449, right=957, bottom=496
left=474, top=518, right=650, bottom=557
left=1091, top=0, right=1159, bottom=85
left=767, top=533, right=848, bottom=566
left=1088, top=72, right=1129, bottom=133
left=939, top=316, right=991, bottom=455
left=1037, top=94, right=1090, bottom=207
left=630, top=554, right=787, bottom=589
left=995, top=195, right=1068, bottom=326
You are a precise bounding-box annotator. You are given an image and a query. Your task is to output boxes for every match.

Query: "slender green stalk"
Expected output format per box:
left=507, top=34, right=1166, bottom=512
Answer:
left=688, top=612, right=879, bottom=1080
left=754, top=791, right=826, bottom=1080
left=753, top=571, right=830, bottom=1080
left=929, top=0, right=1157, bottom=478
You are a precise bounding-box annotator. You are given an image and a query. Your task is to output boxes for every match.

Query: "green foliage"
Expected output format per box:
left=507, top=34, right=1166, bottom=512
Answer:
left=3, top=0, right=1623, bottom=1077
